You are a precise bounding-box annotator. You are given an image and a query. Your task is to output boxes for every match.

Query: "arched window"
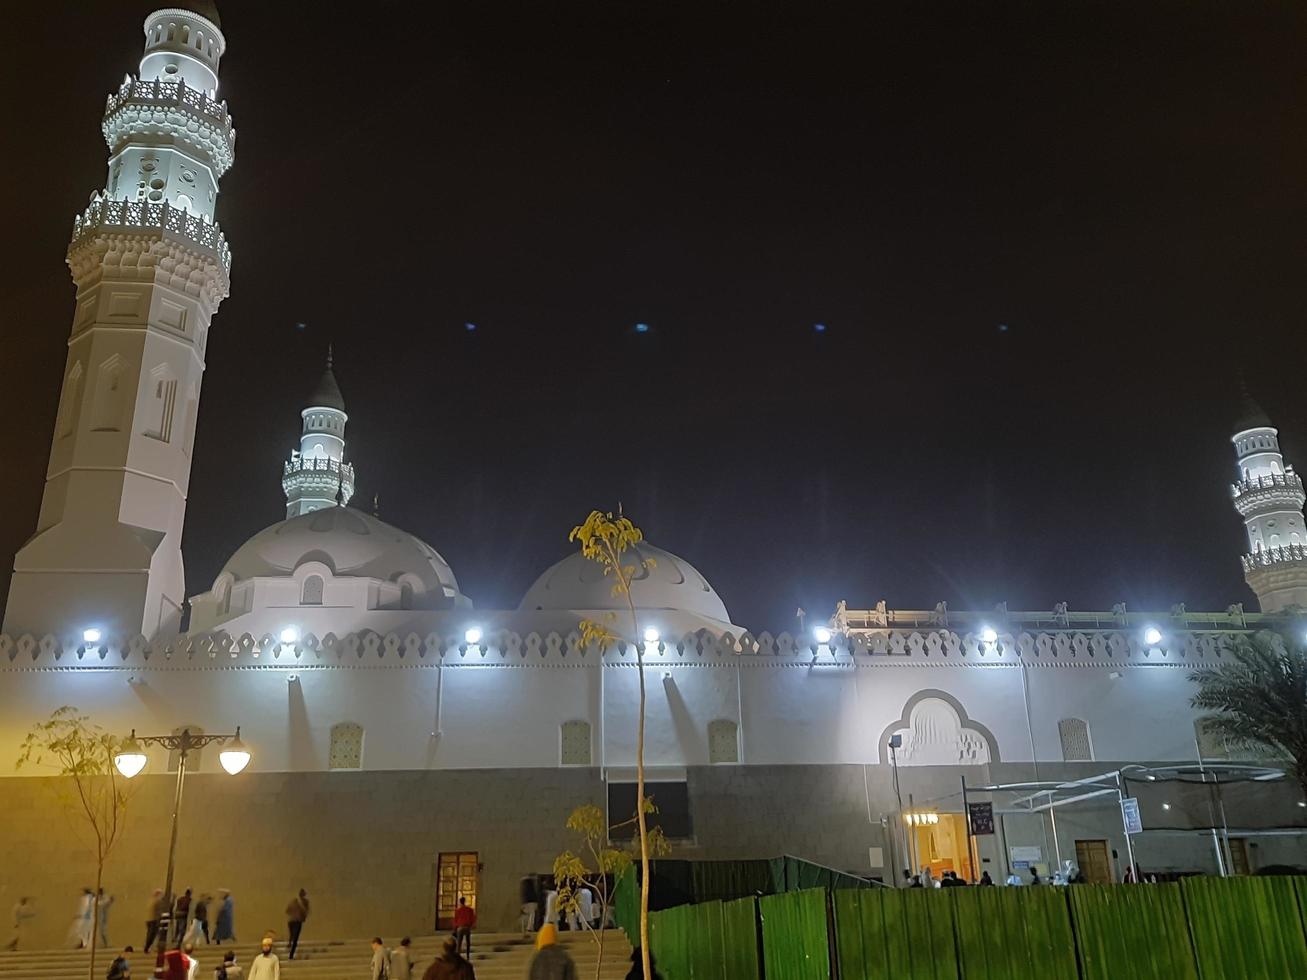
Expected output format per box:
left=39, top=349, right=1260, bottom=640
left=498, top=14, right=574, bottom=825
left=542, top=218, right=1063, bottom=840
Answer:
left=708, top=719, right=739, bottom=764
left=1057, top=718, right=1092, bottom=762
left=91, top=356, right=127, bottom=432
left=179, top=25, right=189, bottom=44
left=560, top=720, right=591, bottom=766
left=57, top=361, right=84, bottom=438
left=167, top=23, right=176, bottom=41
left=329, top=722, right=364, bottom=770
left=168, top=726, right=204, bottom=772
left=301, top=575, right=324, bottom=605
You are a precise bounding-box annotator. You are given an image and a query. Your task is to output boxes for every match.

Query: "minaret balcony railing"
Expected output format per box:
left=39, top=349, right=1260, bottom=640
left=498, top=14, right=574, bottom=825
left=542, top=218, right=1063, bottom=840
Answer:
left=105, top=76, right=232, bottom=130
left=1231, top=470, right=1306, bottom=517
left=1242, top=543, right=1307, bottom=573
left=103, top=76, right=236, bottom=175
left=71, top=198, right=231, bottom=273
left=283, top=456, right=354, bottom=478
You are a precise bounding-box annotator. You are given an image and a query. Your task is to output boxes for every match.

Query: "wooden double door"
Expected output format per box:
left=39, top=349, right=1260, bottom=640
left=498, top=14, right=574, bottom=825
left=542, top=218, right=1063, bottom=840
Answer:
left=436, top=852, right=479, bottom=930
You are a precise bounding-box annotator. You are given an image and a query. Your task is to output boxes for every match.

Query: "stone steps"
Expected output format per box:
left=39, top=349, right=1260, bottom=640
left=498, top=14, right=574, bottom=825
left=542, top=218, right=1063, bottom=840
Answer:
left=0, top=931, right=632, bottom=980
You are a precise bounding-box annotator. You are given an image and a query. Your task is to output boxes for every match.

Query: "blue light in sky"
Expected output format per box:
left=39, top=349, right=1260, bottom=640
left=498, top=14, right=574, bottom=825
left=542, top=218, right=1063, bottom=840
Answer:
left=813, top=322, right=827, bottom=333
left=465, top=322, right=477, bottom=332
left=635, top=322, right=650, bottom=333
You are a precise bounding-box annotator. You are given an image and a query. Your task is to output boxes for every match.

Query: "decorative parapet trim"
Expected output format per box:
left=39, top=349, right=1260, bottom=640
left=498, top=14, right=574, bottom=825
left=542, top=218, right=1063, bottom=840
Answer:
left=103, top=76, right=236, bottom=175
left=0, top=624, right=1276, bottom=670
left=283, top=456, right=355, bottom=504
left=1242, top=543, right=1307, bottom=573
left=71, top=198, right=231, bottom=275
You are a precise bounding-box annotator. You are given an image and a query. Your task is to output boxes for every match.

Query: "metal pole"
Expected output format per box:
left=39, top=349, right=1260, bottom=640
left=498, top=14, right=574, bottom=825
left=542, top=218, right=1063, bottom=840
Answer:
left=159, top=734, right=189, bottom=960
left=890, top=744, right=909, bottom=884
left=1047, top=793, right=1064, bottom=875
left=1194, top=735, right=1227, bottom=876
left=909, top=794, right=920, bottom=878
left=1207, top=773, right=1228, bottom=872
left=1116, top=772, right=1137, bottom=883
left=960, top=776, right=976, bottom=882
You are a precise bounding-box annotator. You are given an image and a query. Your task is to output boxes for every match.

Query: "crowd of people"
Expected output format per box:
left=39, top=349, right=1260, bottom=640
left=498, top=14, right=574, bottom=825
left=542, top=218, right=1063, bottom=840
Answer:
left=7, top=882, right=658, bottom=980
left=903, top=861, right=1094, bottom=888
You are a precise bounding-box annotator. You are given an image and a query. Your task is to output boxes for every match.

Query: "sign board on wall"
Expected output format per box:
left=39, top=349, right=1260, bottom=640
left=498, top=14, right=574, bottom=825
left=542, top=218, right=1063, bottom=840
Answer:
left=1010, top=846, right=1042, bottom=864
left=1121, top=797, right=1143, bottom=835
left=968, top=802, right=995, bottom=835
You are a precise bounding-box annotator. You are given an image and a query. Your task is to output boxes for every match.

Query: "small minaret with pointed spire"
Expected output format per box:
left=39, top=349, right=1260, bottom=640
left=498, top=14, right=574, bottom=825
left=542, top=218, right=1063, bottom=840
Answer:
left=282, top=347, right=355, bottom=517
left=1230, top=382, right=1307, bottom=611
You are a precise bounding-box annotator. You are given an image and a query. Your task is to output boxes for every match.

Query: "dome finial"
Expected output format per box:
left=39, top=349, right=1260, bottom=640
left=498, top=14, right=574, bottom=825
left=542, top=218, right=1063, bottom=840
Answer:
left=1234, top=368, right=1272, bottom=432
left=326, top=342, right=333, bottom=371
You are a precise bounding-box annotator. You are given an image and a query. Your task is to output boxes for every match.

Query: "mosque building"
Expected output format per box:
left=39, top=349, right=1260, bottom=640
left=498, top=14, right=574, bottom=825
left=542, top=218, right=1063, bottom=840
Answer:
left=1, top=3, right=1305, bottom=947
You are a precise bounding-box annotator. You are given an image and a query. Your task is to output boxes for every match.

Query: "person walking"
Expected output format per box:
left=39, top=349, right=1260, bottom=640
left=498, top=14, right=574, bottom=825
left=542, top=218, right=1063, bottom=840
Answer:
left=422, top=937, right=475, bottom=980
left=173, top=890, right=193, bottom=945
left=107, top=945, right=134, bottom=980
left=978, top=871, right=994, bottom=886
left=183, top=941, right=201, bottom=980
left=5, top=896, right=35, bottom=951
left=215, top=950, right=242, bottom=980
left=213, top=891, right=235, bottom=946
left=284, top=890, right=309, bottom=960
left=391, top=937, right=414, bottom=980
left=370, top=937, right=390, bottom=980
left=145, top=889, right=167, bottom=952
left=186, top=894, right=210, bottom=946
left=98, top=889, right=115, bottom=947
left=67, top=887, right=94, bottom=948
left=529, top=926, right=576, bottom=980
left=247, top=935, right=279, bottom=980
left=452, top=897, right=475, bottom=957
left=542, top=888, right=559, bottom=929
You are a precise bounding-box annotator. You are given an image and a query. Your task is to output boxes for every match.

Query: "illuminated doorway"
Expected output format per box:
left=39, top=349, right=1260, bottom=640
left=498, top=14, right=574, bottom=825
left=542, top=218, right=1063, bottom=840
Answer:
left=906, top=813, right=976, bottom=881
left=436, top=852, right=478, bottom=930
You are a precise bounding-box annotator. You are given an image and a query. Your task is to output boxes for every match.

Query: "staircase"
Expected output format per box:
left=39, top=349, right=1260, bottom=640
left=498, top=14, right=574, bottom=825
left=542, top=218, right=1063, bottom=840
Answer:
left=0, top=930, right=633, bottom=980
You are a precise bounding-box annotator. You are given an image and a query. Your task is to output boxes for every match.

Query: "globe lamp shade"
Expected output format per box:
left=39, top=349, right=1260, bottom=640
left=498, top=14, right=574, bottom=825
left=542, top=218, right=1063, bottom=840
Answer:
left=219, top=730, right=251, bottom=775
left=114, top=735, right=147, bottom=778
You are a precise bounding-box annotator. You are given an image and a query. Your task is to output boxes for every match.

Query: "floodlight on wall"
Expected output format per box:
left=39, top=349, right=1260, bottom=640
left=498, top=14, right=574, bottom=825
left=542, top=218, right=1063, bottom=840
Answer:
left=1297, top=801, right=1306, bottom=808
left=464, top=626, right=482, bottom=645
left=113, top=731, right=147, bottom=778
left=643, top=627, right=660, bottom=644
left=978, top=626, right=998, bottom=644
left=1161, top=802, right=1171, bottom=811
left=279, top=626, right=299, bottom=644
left=813, top=626, right=832, bottom=645
left=1142, top=626, right=1163, bottom=646
left=82, top=627, right=102, bottom=644
left=218, top=728, right=251, bottom=775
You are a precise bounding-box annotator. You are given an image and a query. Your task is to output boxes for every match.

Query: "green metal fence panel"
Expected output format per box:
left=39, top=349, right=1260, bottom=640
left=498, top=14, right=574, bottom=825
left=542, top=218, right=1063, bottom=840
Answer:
left=952, top=886, right=1078, bottom=980
left=615, top=867, right=640, bottom=944
left=691, top=861, right=774, bottom=903
left=720, top=896, right=760, bottom=980
left=1182, top=875, right=1307, bottom=980
left=1068, top=884, right=1198, bottom=980
left=759, top=888, right=830, bottom=980
left=691, top=901, right=726, bottom=980
left=651, top=903, right=690, bottom=980
left=834, top=888, right=957, bottom=980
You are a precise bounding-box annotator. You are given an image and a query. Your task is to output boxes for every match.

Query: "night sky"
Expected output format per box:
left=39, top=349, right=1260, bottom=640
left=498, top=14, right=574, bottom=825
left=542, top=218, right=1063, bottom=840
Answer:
left=4, top=1, right=1307, bottom=630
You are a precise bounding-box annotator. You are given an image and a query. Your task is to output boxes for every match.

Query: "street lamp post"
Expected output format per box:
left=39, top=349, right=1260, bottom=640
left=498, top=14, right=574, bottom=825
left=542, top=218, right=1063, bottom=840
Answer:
left=114, top=727, right=250, bottom=965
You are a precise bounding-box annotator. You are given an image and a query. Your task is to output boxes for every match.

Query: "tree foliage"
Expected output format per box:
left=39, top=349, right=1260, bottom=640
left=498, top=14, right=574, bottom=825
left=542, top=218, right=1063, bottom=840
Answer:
left=554, top=802, right=670, bottom=980
left=17, top=706, right=132, bottom=980
left=569, top=509, right=657, bottom=980
left=1188, top=632, right=1307, bottom=795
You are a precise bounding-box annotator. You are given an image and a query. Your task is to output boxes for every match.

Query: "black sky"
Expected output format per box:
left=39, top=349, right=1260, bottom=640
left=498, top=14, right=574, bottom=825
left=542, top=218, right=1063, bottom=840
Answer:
left=3, top=0, right=1307, bottom=629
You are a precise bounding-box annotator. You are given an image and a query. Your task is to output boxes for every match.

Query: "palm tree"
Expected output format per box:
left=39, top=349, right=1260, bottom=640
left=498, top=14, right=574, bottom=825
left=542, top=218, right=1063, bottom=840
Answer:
left=1188, top=632, right=1307, bottom=797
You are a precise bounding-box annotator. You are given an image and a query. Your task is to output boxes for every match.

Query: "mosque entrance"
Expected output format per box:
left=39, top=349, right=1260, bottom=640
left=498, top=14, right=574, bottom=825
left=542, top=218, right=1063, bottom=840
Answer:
left=907, top=813, right=976, bottom=881
left=1074, top=839, right=1113, bottom=884
left=436, top=852, right=479, bottom=930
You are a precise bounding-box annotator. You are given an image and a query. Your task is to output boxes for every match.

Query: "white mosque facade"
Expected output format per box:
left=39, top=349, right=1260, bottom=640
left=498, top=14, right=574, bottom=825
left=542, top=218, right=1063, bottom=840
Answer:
left=1, top=3, right=1306, bottom=946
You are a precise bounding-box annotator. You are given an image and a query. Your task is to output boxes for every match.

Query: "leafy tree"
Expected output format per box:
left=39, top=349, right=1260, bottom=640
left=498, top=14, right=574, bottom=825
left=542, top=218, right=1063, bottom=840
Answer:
left=570, top=509, right=657, bottom=980
left=1189, top=632, right=1307, bottom=796
left=17, top=706, right=132, bottom=980
left=554, top=803, right=670, bottom=980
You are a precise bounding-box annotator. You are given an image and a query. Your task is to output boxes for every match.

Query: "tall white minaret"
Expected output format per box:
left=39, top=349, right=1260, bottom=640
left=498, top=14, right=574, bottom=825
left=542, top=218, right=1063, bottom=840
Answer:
left=3, top=5, right=235, bottom=640
left=282, top=348, right=355, bottom=517
left=1230, top=385, right=1307, bottom=611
